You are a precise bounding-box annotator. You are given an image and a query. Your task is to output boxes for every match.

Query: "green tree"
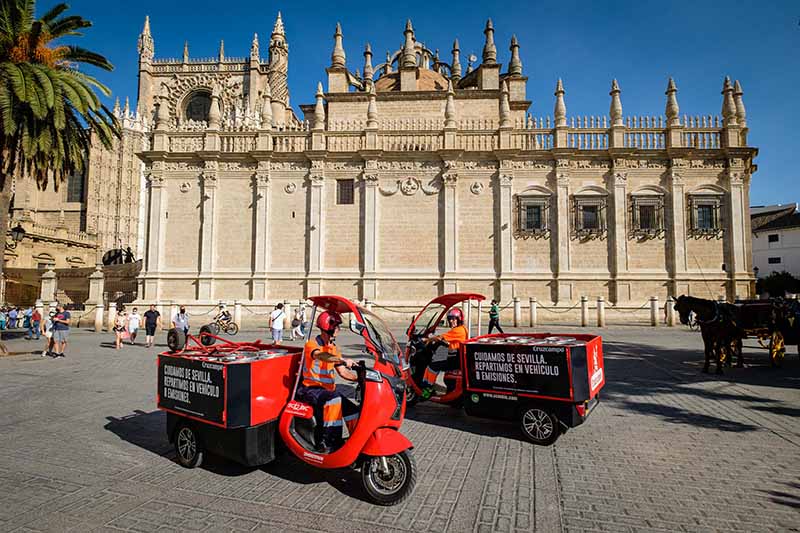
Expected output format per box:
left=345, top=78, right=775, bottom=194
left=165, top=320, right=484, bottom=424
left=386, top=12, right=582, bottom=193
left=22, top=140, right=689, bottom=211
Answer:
left=0, top=0, right=119, bottom=283
left=756, top=271, right=800, bottom=298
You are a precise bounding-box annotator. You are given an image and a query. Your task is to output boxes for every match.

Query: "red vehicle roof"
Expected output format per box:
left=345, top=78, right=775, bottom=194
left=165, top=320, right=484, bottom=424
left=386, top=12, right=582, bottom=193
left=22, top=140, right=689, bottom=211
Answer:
left=308, top=295, right=361, bottom=315
left=426, top=293, right=486, bottom=308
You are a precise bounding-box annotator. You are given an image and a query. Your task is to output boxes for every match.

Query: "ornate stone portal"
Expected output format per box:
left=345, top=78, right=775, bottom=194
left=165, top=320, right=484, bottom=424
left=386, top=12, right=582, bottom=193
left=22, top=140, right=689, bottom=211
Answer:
left=134, top=15, right=757, bottom=309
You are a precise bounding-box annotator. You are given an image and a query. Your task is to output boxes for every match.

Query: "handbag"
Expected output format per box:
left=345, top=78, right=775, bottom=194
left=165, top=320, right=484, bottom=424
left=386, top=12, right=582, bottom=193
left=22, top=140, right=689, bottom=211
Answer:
left=291, top=318, right=301, bottom=327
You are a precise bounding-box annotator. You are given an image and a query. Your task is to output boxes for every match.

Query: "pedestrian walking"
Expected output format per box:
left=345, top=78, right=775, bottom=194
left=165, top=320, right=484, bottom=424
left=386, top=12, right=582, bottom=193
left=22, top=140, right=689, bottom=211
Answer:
left=172, top=306, right=190, bottom=346
left=51, top=304, right=71, bottom=357
left=23, top=307, right=32, bottom=330
left=269, top=303, right=286, bottom=345
left=41, top=311, right=55, bottom=357
left=488, top=299, right=504, bottom=334
left=113, top=307, right=128, bottom=350
left=26, top=308, right=41, bottom=340
left=291, top=306, right=306, bottom=340
left=143, top=304, right=161, bottom=348
left=127, top=307, right=141, bottom=345
left=8, top=307, right=18, bottom=329
left=0, top=308, right=6, bottom=330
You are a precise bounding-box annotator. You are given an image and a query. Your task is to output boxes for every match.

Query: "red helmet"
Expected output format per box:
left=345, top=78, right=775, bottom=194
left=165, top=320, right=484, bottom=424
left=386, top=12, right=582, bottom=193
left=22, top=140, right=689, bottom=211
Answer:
left=317, top=311, right=342, bottom=332
left=446, top=308, right=464, bottom=324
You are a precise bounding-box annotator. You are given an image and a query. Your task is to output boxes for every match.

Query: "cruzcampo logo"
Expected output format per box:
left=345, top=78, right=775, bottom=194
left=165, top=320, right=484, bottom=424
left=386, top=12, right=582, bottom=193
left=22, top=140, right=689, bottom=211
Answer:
left=471, top=394, right=480, bottom=403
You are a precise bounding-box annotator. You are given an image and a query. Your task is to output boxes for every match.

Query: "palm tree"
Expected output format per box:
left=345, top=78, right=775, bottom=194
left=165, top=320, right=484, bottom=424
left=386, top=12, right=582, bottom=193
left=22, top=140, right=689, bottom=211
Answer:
left=0, top=0, right=119, bottom=285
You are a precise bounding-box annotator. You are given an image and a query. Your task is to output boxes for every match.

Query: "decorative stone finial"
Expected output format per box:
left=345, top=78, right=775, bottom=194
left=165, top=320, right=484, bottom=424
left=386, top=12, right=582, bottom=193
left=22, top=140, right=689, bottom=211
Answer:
left=363, top=43, right=374, bottom=88
left=445, top=79, right=457, bottom=128
left=609, top=79, right=623, bottom=126
left=384, top=50, right=393, bottom=74
left=250, top=33, right=259, bottom=60
left=366, top=84, right=378, bottom=128
left=721, top=76, right=738, bottom=127
left=123, top=96, right=131, bottom=117
left=554, top=79, right=567, bottom=127
left=508, top=35, right=522, bottom=76
left=313, top=82, right=326, bottom=130
left=272, top=11, right=284, bottom=36
left=218, top=40, right=225, bottom=62
left=451, top=39, right=461, bottom=82
left=733, top=80, right=747, bottom=127
left=137, top=16, right=154, bottom=62
left=260, top=83, right=272, bottom=128
left=500, top=80, right=511, bottom=128
left=401, top=19, right=416, bottom=68
left=482, top=19, right=497, bottom=65
left=331, top=22, right=346, bottom=68
left=113, top=97, right=121, bottom=117
left=665, top=77, right=680, bottom=126
left=182, top=40, right=189, bottom=62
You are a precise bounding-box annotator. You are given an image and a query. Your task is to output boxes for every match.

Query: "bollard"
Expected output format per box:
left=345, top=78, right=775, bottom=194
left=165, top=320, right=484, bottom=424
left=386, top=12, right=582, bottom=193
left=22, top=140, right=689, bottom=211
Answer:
left=233, top=300, right=242, bottom=328
left=158, top=302, right=167, bottom=331
left=283, top=300, right=292, bottom=330
left=107, top=302, right=117, bottom=331
left=465, top=299, right=472, bottom=338
left=94, top=304, right=104, bottom=332
left=170, top=302, right=178, bottom=329
left=513, top=297, right=521, bottom=327
left=529, top=297, right=537, bottom=328
left=580, top=296, right=588, bottom=327
left=666, top=296, right=675, bottom=327
left=597, top=296, right=605, bottom=327
left=476, top=300, right=482, bottom=336
left=365, top=298, right=373, bottom=312
left=650, top=296, right=659, bottom=327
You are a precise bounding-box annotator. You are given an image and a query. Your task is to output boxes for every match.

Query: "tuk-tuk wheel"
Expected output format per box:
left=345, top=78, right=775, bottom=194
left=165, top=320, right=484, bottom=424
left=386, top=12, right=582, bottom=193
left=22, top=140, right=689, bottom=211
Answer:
left=519, top=406, right=560, bottom=446
left=167, top=328, right=186, bottom=353
left=175, top=423, right=204, bottom=468
left=199, top=325, right=216, bottom=346
left=361, top=450, right=417, bottom=506
left=404, top=384, right=420, bottom=407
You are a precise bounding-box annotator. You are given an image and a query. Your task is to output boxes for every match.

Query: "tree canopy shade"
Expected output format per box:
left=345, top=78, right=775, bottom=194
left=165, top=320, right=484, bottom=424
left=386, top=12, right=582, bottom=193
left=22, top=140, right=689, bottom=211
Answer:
left=0, top=0, right=119, bottom=191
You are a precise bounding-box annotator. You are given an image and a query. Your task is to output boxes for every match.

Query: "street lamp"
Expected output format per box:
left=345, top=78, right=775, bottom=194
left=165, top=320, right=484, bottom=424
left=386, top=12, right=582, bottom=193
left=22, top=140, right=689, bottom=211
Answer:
left=753, top=266, right=759, bottom=278
left=5, top=224, right=26, bottom=250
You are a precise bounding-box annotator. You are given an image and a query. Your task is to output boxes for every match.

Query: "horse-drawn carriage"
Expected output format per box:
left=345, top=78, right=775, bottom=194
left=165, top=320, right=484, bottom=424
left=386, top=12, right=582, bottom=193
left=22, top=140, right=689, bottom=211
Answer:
left=675, top=295, right=798, bottom=373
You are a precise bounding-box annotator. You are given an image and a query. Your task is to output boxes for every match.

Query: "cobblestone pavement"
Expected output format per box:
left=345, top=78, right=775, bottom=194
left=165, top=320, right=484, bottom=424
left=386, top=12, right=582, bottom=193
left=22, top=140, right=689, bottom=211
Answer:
left=0, top=326, right=797, bottom=532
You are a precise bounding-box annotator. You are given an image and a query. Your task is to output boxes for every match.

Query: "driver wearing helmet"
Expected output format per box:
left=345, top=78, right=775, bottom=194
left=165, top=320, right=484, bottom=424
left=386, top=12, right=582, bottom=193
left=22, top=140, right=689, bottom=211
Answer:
left=420, top=308, right=468, bottom=398
left=295, top=310, right=360, bottom=453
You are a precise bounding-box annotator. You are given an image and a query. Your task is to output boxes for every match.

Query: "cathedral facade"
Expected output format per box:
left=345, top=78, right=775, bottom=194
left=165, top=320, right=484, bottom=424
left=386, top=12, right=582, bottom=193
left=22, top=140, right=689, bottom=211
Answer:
left=134, top=14, right=758, bottom=312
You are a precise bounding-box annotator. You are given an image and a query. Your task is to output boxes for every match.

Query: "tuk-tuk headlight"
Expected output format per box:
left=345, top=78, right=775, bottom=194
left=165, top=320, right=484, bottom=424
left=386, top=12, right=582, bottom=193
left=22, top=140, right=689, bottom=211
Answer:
left=364, top=368, right=383, bottom=383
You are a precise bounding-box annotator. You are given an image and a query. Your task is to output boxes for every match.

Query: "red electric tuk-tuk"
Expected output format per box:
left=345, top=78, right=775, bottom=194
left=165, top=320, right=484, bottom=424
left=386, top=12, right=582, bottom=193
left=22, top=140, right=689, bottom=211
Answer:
left=404, top=294, right=605, bottom=445
left=157, top=295, right=415, bottom=505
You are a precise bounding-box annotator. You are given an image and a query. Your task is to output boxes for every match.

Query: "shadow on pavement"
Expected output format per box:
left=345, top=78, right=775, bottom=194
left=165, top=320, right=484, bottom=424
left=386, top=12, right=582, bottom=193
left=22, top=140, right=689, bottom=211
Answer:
left=760, top=481, right=800, bottom=510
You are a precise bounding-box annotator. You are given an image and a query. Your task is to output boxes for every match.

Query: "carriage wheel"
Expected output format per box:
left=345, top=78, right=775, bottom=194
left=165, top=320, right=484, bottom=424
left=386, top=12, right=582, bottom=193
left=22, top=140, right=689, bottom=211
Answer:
left=768, top=331, right=785, bottom=368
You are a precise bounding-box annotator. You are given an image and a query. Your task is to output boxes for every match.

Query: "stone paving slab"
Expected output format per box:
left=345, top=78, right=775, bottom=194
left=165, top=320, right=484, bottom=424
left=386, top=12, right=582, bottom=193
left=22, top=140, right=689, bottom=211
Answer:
left=0, top=327, right=796, bottom=532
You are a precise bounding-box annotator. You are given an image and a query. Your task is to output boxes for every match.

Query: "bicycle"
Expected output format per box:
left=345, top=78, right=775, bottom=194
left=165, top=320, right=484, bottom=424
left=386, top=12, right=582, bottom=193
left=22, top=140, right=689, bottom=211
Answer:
left=208, top=317, right=239, bottom=336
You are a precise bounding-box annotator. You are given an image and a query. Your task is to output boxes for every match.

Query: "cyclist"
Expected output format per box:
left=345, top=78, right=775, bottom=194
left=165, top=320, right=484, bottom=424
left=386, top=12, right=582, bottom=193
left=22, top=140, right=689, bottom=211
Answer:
left=420, top=308, right=468, bottom=398
left=214, top=304, right=232, bottom=326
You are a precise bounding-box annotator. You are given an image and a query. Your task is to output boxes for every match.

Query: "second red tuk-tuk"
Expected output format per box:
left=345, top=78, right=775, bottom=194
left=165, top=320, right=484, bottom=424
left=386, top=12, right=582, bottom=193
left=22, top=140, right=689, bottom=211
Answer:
left=404, top=293, right=605, bottom=445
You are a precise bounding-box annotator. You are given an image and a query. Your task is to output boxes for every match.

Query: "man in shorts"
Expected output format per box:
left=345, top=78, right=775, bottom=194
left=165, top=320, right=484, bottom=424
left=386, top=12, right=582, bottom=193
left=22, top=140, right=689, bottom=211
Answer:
left=143, top=304, right=161, bottom=348
left=51, top=304, right=71, bottom=358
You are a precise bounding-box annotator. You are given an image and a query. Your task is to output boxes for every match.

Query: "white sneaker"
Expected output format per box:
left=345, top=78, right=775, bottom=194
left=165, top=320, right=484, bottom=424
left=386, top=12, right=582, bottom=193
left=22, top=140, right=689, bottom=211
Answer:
left=41, top=351, right=47, bottom=357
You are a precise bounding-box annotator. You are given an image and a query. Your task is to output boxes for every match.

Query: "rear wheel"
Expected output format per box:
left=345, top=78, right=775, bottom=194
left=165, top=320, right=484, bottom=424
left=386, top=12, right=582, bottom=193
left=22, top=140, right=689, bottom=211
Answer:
left=175, top=423, right=204, bottom=468
left=225, top=322, right=239, bottom=335
left=769, top=331, right=785, bottom=367
left=361, top=450, right=416, bottom=506
left=167, top=328, right=186, bottom=352
left=207, top=322, right=221, bottom=335
left=519, top=406, right=560, bottom=446
left=199, top=325, right=216, bottom=346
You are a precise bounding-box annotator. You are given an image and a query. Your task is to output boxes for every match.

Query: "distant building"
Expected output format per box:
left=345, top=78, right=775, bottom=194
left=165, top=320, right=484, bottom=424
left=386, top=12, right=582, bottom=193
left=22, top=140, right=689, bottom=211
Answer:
left=751, top=204, right=800, bottom=278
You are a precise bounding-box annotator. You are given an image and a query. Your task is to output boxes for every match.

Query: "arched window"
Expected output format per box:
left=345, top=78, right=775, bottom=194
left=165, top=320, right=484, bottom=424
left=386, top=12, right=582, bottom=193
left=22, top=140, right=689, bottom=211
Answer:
left=184, top=91, right=212, bottom=122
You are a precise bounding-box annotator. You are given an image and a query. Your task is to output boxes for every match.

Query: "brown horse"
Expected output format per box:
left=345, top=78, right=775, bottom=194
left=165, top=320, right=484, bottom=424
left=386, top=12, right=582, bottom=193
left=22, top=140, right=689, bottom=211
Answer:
left=674, top=295, right=741, bottom=374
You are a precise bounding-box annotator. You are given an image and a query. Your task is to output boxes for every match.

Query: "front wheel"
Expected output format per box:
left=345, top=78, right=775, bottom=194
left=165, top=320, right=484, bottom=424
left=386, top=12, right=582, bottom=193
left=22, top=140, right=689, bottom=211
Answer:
left=404, top=383, right=420, bottom=407
left=519, top=406, right=560, bottom=446
left=361, top=450, right=416, bottom=506
left=174, top=423, right=204, bottom=468
left=225, top=322, right=239, bottom=335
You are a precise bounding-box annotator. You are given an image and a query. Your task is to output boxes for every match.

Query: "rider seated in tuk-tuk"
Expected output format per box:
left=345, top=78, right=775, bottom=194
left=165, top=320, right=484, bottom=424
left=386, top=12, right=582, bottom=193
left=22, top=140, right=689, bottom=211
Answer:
left=420, top=308, right=468, bottom=398
left=296, top=311, right=360, bottom=453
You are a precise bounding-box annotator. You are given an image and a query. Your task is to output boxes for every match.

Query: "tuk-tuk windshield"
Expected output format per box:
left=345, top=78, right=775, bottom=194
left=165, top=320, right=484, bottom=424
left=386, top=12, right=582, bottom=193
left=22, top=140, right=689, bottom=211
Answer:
left=359, top=308, right=403, bottom=366
left=410, top=304, right=447, bottom=336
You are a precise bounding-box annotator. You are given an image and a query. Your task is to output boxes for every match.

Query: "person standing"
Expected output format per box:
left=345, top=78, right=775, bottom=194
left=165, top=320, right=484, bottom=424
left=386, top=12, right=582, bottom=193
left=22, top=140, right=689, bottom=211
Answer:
left=0, top=308, right=6, bottom=330
left=269, top=303, right=286, bottom=345
left=291, top=306, right=306, bottom=341
left=52, top=304, right=71, bottom=358
left=8, top=307, right=17, bottom=329
left=488, top=299, right=504, bottom=334
left=127, top=307, right=141, bottom=345
left=40, top=311, right=55, bottom=357
left=113, top=307, right=127, bottom=350
left=172, top=306, right=190, bottom=346
left=143, top=304, right=161, bottom=348
left=27, top=308, right=41, bottom=340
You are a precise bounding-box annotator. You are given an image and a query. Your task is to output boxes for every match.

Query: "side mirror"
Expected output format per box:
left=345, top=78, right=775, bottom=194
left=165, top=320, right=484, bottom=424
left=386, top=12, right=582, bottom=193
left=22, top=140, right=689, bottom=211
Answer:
left=350, top=318, right=366, bottom=335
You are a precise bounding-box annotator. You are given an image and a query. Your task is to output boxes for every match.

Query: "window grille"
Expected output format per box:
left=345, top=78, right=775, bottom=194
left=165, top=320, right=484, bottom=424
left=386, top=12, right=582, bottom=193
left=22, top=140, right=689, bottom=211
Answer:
left=687, top=194, right=723, bottom=238
left=337, top=179, right=354, bottom=205
left=768, top=234, right=779, bottom=243
left=66, top=171, right=85, bottom=203
left=629, top=194, right=665, bottom=239
left=571, top=195, right=607, bottom=239
left=514, top=194, right=550, bottom=239
left=768, top=257, right=781, bottom=264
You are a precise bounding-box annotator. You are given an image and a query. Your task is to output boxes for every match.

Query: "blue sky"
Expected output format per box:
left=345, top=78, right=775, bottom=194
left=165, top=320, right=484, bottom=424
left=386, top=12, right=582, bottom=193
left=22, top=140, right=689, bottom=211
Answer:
left=65, top=0, right=798, bottom=206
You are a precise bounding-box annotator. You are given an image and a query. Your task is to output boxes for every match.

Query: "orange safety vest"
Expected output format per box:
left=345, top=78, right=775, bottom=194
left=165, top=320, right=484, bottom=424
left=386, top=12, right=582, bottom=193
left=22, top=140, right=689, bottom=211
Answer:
left=301, top=335, right=339, bottom=391
left=441, top=324, right=468, bottom=352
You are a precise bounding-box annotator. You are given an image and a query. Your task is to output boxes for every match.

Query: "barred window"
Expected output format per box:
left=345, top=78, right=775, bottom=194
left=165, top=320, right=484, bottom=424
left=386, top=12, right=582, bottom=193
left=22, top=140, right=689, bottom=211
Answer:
left=66, top=170, right=84, bottom=203
left=688, top=194, right=723, bottom=237
left=337, top=179, right=354, bottom=205
left=514, top=194, right=550, bottom=238
left=572, top=195, right=607, bottom=237
left=629, top=194, right=665, bottom=238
